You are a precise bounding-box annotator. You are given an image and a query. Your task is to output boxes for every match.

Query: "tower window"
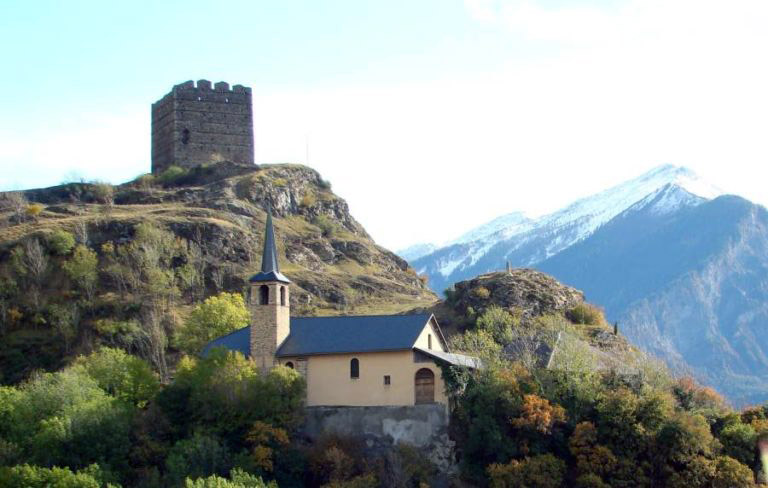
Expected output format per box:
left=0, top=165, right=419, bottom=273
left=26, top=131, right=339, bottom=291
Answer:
left=181, top=128, right=190, bottom=144
left=259, top=285, right=269, bottom=305
left=280, top=286, right=286, bottom=306
left=350, top=358, right=359, bottom=379
left=428, top=334, right=432, bottom=350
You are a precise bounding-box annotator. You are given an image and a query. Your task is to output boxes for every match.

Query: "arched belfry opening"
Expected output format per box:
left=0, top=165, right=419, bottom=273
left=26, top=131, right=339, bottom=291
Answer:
left=259, top=285, right=269, bottom=305
left=280, top=286, right=286, bottom=306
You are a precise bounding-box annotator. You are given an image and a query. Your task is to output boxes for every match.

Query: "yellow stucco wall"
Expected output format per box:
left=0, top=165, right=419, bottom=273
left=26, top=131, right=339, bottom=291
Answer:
left=412, top=317, right=446, bottom=352
left=280, top=349, right=448, bottom=407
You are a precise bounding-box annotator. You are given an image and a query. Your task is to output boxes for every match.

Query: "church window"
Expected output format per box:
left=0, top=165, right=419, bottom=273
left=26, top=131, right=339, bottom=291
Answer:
left=350, top=358, right=359, bottom=379
left=285, top=361, right=294, bottom=369
left=259, top=285, right=269, bottom=305
left=280, top=286, right=286, bottom=306
left=384, top=375, right=391, bottom=385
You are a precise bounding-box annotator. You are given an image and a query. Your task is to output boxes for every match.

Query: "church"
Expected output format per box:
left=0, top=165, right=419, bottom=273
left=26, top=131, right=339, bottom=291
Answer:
left=203, top=212, right=480, bottom=407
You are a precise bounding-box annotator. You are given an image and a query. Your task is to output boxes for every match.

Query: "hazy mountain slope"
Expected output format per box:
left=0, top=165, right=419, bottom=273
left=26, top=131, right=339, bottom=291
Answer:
left=411, top=165, right=722, bottom=294
left=397, top=243, right=439, bottom=262
left=538, top=190, right=768, bottom=404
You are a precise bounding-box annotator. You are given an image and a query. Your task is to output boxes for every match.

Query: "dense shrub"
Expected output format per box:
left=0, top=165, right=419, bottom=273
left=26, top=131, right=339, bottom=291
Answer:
left=91, top=182, right=115, bottom=205
left=166, top=434, right=233, bottom=486
left=73, top=348, right=160, bottom=408
left=566, top=303, right=604, bottom=325
left=0, top=464, right=114, bottom=488
left=158, top=165, right=189, bottom=186
left=1, top=368, right=133, bottom=477
left=313, top=215, right=336, bottom=237
left=47, top=230, right=76, bottom=256
left=470, top=286, right=491, bottom=299
left=476, top=305, right=517, bottom=343
left=184, top=469, right=275, bottom=487
left=300, top=192, right=316, bottom=207
left=25, top=203, right=43, bottom=219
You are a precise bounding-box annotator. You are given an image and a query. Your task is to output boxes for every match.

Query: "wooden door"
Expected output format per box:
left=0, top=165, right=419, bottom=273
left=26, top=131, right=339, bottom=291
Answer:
left=415, top=368, right=435, bottom=404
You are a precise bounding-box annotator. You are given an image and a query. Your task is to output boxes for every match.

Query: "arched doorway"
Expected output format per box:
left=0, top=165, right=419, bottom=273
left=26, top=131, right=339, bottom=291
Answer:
left=414, top=368, right=435, bottom=404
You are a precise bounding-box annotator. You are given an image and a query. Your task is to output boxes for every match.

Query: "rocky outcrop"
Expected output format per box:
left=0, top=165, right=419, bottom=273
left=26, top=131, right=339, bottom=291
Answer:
left=2, top=162, right=436, bottom=315
left=450, top=269, right=584, bottom=323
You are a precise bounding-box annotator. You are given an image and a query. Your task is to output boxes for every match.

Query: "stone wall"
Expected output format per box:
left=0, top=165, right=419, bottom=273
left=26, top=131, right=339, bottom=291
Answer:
left=302, top=404, right=456, bottom=472
left=151, top=80, right=254, bottom=174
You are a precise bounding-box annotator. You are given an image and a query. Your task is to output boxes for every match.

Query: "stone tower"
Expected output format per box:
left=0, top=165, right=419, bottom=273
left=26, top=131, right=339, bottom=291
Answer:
left=249, top=211, right=291, bottom=370
left=151, top=79, right=254, bottom=174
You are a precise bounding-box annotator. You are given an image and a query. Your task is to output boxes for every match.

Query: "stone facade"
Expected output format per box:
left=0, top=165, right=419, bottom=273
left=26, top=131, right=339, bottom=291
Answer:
left=151, top=80, right=254, bottom=174
left=249, top=281, right=290, bottom=370
left=302, top=404, right=457, bottom=474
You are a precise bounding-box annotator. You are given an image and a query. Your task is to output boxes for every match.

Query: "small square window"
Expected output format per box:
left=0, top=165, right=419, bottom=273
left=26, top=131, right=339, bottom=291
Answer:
left=384, top=375, right=391, bottom=385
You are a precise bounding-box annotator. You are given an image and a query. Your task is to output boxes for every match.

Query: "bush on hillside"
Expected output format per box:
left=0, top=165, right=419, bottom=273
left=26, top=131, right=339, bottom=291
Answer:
left=566, top=303, right=604, bottom=325
left=313, top=215, right=336, bottom=237
left=46, top=230, right=76, bottom=256
left=470, top=286, right=491, bottom=299
left=158, top=165, right=189, bottom=186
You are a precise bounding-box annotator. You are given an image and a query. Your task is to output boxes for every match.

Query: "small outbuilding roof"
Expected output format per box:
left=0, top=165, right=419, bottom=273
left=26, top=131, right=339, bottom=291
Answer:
left=413, top=347, right=483, bottom=369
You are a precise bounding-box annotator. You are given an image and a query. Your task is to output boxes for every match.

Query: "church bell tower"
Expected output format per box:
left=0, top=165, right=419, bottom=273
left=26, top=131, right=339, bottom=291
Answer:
left=249, top=210, right=291, bottom=370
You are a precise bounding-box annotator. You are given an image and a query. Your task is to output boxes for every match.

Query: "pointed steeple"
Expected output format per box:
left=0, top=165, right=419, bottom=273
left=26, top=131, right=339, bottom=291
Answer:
left=249, top=208, right=290, bottom=283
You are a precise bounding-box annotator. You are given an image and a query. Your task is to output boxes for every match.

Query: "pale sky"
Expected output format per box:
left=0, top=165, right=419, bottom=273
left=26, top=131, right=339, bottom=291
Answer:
left=1, top=0, right=767, bottom=250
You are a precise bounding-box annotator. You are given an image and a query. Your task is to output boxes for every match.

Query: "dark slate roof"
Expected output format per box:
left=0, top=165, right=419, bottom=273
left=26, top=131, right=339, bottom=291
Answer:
left=276, top=314, right=434, bottom=357
left=202, top=326, right=250, bottom=358
left=413, top=347, right=483, bottom=369
left=202, top=313, right=436, bottom=358
left=250, top=210, right=290, bottom=284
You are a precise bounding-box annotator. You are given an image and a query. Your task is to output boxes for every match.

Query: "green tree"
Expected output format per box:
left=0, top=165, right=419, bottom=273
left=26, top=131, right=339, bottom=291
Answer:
left=159, top=350, right=305, bottom=441
left=184, top=468, right=275, bottom=488
left=63, top=245, right=99, bottom=301
left=2, top=369, right=133, bottom=478
left=487, top=453, right=566, bottom=488
left=177, top=293, right=250, bottom=355
left=476, top=305, right=517, bottom=343
left=47, top=230, right=76, bottom=256
left=718, top=421, right=757, bottom=467
left=74, top=348, right=160, bottom=408
left=166, top=434, right=233, bottom=487
left=0, top=464, right=115, bottom=488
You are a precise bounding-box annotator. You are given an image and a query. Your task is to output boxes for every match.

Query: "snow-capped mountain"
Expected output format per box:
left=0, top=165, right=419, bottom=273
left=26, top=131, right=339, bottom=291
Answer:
left=537, top=186, right=768, bottom=405
left=397, top=243, right=439, bottom=262
left=409, top=165, right=723, bottom=294
left=449, top=211, right=533, bottom=246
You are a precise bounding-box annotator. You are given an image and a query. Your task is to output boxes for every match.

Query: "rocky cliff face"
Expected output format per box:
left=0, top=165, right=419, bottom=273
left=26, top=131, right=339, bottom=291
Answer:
left=11, top=163, right=434, bottom=313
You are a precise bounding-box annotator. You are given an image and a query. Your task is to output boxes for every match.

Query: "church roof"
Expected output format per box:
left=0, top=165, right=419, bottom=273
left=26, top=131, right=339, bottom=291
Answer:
left=276, top=314, right=435, bottom=357
left=249, top=210, right=290, bottom=284
left=201, top=313, right=437, bottom=358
